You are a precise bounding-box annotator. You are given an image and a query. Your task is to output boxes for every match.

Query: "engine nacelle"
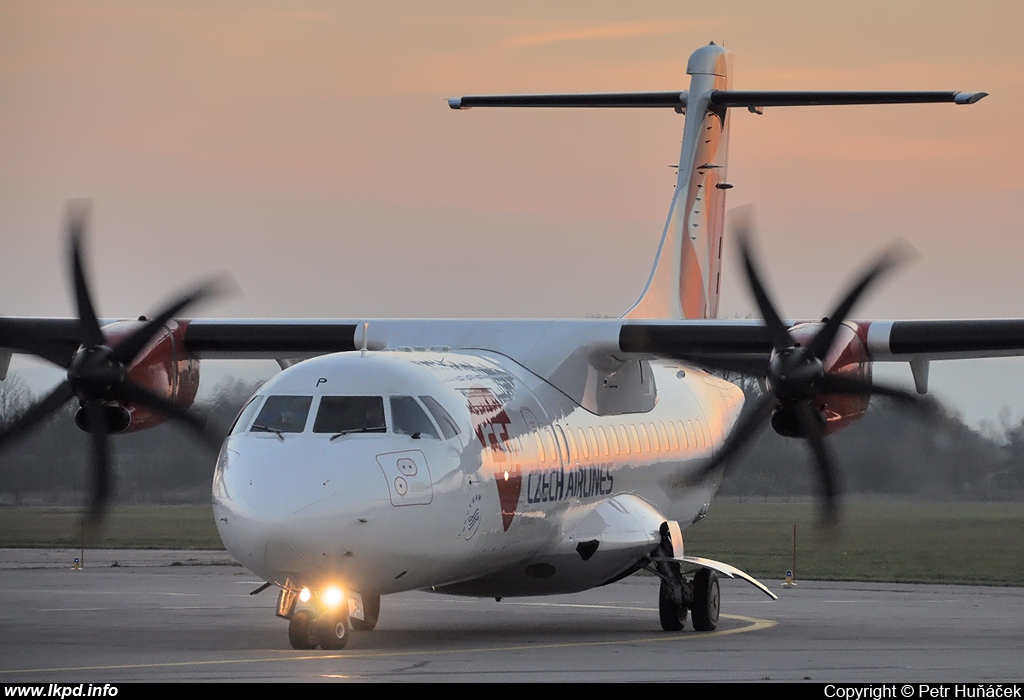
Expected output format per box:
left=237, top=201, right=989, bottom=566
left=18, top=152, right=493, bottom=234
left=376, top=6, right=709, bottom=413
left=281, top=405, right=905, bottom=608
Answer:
left=73, top=319, right=200, bottom=434
left=774, top=320, right=871, bottom=436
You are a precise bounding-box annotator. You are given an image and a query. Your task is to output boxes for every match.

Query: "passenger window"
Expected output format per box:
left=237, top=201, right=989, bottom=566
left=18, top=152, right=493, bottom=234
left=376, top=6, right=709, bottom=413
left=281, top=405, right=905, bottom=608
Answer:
left=390, top=396, right=439, bottom=439
left=546, top=429, right=560, bottom=463
left=251, top=395, right=312, bottom=434
left=419, top=396, right=461, bottom=440
left=313, top=396, right=386, bottom=434
left=230, top=396, right=263, bottom=436
left=629, top=425, right=641, bottom=453
left=565, top=428, right=579, bottom=461
left=668, top=422, right=680, bottom=450
left=640, top=424, right=652, bottom=452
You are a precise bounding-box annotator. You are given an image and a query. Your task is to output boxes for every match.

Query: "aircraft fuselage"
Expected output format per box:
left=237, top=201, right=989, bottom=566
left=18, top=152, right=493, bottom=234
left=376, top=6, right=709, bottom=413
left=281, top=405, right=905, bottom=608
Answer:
left=213, top=350, right=742, bottom=599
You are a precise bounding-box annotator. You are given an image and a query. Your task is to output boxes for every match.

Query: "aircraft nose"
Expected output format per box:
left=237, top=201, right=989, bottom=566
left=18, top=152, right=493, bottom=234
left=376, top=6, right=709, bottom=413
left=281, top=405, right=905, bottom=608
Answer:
left=213, top=438, right=361, bottom=581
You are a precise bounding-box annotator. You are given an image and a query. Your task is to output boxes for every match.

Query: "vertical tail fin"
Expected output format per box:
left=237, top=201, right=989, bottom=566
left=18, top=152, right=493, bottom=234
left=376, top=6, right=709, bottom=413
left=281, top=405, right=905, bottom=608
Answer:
left=624, top=43, right=733, bottom=320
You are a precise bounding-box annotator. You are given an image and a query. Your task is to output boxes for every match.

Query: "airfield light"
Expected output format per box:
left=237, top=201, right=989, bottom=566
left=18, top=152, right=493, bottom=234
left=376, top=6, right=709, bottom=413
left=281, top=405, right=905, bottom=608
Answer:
left=299, top=588, right=311, bottom=603
left=323, top=586, right=344, bottom=608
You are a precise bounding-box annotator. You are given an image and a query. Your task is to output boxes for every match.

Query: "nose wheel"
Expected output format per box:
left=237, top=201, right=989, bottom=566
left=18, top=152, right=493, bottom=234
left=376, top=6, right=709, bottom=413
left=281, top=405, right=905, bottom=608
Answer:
left=287, top=608, right=350, bottom=650
left=287, top=610, right=318, bottom=650
left=316, top=610, right=350, bottom=650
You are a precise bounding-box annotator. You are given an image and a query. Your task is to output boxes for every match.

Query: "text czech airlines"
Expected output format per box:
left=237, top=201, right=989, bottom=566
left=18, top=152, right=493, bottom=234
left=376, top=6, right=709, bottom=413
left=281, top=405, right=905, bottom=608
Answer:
left=526, top=464, right=614, bottom=504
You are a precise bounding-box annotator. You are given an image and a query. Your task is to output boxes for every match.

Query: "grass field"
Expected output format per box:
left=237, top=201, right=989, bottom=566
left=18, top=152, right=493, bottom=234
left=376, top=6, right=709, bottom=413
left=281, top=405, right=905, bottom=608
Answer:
left=0, top=505, right=221, bottom=549
left=1, top=501, right=1022, bottom=586
left=684, top=500, right=1024, bottom=586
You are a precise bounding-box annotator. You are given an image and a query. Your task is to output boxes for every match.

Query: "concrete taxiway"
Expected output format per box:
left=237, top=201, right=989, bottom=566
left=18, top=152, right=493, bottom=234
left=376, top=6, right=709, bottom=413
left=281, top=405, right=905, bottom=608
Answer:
left=0, top=549, right=1021, bottom=682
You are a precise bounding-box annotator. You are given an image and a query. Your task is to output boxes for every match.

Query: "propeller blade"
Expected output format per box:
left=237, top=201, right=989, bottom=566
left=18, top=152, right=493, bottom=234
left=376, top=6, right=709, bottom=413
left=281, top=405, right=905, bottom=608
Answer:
left=67, top=200, right=106, bottom=348
left=793, top=402, right=840, bottom=528
left=735, top=223, right=794, bottom=355
left=83, top=399, right=111, bottom=522
left=0, top=382, right=75, bottom=448
left=112, top=275, right=232, bottom=366
left=115, top=381, right=219, bottom=449
left=807, top=241, right=915, bottom=360
left=691, top=393, right=775, bottom=480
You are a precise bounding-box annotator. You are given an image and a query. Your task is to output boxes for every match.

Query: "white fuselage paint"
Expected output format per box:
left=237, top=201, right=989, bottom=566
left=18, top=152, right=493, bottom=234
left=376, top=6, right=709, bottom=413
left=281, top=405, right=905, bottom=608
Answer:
left=213, top=350, right=743, bottom=599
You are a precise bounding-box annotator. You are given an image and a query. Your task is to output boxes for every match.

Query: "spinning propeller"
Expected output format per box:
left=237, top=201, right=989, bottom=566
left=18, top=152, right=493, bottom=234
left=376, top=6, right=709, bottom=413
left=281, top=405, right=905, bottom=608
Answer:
left=696, top=220, right=928, bottom=527
left=0, top=201, right=227, bottom=521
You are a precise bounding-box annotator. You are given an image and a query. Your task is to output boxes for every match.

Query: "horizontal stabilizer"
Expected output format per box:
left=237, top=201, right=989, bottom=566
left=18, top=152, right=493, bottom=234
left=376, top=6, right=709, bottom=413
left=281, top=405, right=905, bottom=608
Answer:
left=448, top=90, right=986, bottom=111
left=448, top=92, right=688, bottom=110
left=710, top=90, right=987, bottom=108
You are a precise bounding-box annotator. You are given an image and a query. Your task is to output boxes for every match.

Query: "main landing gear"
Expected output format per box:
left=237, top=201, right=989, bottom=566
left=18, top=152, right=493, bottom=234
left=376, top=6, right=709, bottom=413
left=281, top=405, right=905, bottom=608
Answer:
left=654, top=561, right=720, bottom=632
left=278, top=586, right=380, bottom=650
left=649, top=524, right=721, bottom=632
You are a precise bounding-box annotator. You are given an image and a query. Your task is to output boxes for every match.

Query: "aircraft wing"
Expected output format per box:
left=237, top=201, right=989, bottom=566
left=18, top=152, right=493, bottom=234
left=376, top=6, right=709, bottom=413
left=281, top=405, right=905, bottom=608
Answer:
left=4, top=316, right=1024, bottom=367
left=4, top=315, right=1024, bottom=423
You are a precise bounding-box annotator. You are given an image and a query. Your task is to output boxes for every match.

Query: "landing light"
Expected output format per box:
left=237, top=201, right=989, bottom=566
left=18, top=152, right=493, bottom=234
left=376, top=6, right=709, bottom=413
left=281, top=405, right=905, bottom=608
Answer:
left=299, top=588, right=311, bottom=603
left=323, top=586, right=344, bottom=608
left=504, top=470, right=509, bottom=481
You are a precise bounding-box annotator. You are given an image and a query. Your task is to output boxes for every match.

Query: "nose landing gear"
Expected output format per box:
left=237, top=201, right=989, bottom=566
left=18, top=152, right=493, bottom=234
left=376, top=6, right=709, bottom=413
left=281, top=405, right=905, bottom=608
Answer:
left=278, top=585, right=379, bottom=650
left=285, top=603, right=350, bottom=650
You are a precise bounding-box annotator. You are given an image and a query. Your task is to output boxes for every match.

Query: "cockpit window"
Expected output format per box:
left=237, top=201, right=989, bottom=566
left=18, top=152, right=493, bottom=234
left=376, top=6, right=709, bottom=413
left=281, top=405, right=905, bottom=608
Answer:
left=313, top=396, right=386, bottom=435
left=251, top=395, right=312, bottom=434
left=419, top=395, right=460, bottom=439
left=390, top=396, right=439, bottom=439
left=229, top=395, right=263, bottom=436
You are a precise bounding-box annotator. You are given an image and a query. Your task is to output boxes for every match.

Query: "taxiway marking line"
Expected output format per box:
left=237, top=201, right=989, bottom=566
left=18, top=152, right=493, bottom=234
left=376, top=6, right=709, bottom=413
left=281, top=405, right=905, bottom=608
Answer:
left=0, top=614, right=776, bottom=676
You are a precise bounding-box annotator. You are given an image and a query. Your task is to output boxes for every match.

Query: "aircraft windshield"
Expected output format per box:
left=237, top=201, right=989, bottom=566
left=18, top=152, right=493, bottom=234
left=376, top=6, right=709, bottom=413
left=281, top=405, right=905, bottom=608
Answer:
left=251, top=395, right=312, bottom=434
left=229, top=396, right=263, bottom=436
left=390, top=396, right=439, bottom=439
left=313, top=396, right=386, bottom=434
left=419, top=395, right=460, bottom=439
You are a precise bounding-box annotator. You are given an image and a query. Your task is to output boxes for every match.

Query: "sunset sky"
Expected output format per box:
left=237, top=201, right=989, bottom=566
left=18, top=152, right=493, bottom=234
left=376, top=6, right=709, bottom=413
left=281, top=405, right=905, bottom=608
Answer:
left=3, top=0, right=1024, bottom=428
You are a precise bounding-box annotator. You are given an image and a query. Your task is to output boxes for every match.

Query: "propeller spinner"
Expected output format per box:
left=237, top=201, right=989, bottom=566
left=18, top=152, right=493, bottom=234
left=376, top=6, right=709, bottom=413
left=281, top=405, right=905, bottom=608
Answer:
left=0, top=201, right=227, bottom=521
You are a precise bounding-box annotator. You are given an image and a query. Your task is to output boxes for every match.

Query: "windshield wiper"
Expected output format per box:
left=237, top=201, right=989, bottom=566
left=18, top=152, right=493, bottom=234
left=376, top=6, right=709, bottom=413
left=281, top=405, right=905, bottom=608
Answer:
left=330, top=425, right=386, bottom=441
left=251, top=424, right=285, bottom=441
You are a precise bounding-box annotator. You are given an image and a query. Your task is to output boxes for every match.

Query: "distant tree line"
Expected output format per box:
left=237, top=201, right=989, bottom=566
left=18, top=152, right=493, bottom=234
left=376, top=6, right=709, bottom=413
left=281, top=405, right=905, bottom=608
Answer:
left=716, top=376, right=1024, bottom=501
left=0, top=375, right=263, bottom=506
left=0, top=372, right=1022, bottom=505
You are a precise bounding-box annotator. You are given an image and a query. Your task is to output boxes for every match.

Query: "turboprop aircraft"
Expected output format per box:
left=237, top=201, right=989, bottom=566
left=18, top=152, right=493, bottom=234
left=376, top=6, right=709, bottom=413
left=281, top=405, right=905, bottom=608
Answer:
left=0, top=42, right=1019, bottom=650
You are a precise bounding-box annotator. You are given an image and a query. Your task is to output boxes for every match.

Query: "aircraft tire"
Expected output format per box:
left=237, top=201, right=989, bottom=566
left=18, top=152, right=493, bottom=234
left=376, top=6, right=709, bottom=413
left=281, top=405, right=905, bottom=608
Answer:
left=316, top=611, right=349, bottom=650
left=350, top=595, right=380, bottom=632
left=287, top=610, right=317, bottom=650
left=691, top=569, right=720, bottom=632
left=658, top=578, right=686, bottom=631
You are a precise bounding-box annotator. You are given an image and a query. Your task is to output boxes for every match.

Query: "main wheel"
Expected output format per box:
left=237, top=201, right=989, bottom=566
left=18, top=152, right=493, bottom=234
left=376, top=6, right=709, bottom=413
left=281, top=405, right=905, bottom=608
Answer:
left=350, top=594, right=380, bottom=632
left=287, top=610, right=317, bottom=650
left=316, top=610, right=349, bottom=650
left=691, top=569, right=720, bottom=632
left=658, top=578, right=687, bottom=631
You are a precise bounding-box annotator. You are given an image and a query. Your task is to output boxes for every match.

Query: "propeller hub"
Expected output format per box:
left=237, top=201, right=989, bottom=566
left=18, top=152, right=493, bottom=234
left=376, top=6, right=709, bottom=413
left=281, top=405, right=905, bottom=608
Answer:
left=67, top=345, right=126, bottom=400
left=767, top=347, right=824, bottom=403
